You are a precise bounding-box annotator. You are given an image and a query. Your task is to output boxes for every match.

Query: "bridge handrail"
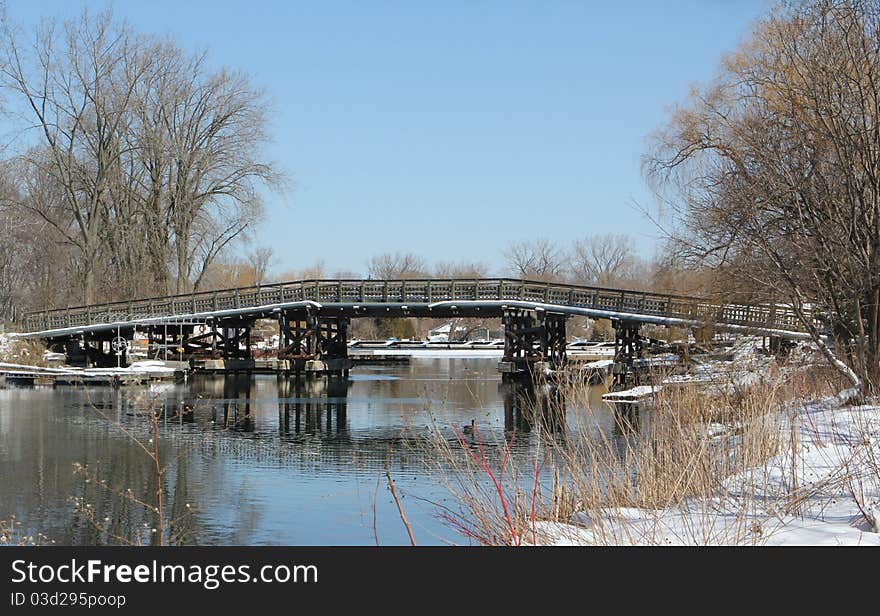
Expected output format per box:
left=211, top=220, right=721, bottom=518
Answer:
left=25, top=277, right=717, bottom=314
left=20, top=278, right=818, bottom=335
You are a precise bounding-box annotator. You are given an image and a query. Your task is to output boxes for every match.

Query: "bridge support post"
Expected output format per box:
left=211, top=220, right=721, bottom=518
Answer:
left=149, top=324, right=182, bottom=361
left=62, top=333, right=131, bottom=368
left=184, top=320, right=254, bottom=372
left=277, top=311, right=351, bottom=377
left=147, top=327, right=157, bottom=360
left=305, top=315, right=351, bottom=377
left=218, top=321, right=254, bottom=371
left=767, top=335, right=795, bottom=358
left=498, top=308, right=567, bottom=382
left=277, top=311, right=307, bottom=371
left=210, top=323, right=251, bottom=361
left=63, top=338, right=88, bottom=367
left=610, top=319, right=643, bottom=392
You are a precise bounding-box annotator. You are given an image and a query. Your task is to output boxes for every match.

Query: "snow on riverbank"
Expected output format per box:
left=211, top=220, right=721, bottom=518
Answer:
left=0, top=332, right=43, bottom=365
left=535, top=398, right=880, bottom=546
left=0, top=359, right=178, bottom=374
left=361, top=348, right=504, bottom=359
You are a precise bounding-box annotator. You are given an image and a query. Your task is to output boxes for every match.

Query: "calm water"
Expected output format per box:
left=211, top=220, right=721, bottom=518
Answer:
left=0, top=358, right=614, bottom=545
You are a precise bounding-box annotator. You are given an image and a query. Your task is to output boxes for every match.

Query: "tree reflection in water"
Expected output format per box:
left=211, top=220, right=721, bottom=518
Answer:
left=2, top=359, right=622, bottom=544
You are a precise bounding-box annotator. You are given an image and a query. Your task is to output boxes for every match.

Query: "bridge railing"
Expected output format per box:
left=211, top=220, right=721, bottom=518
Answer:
left=21, top=278, right=816, bottom=335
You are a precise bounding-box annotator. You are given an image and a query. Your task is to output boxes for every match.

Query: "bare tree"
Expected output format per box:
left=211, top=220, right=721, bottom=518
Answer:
left=570, top=233, right=636, bottom=286
left=148, top=53, right=281, bottom=293
left=433, top=260, right=489, bottom=279
left=331, top=268, right=361, bottom=279
left=0, top=203, right=25, bottom=321
left=0, top=11, right=149, bottom=303
left=294, top=260, right=327, bottom=280
left=246, top=246, right=275, bottom=286
left=367, top=252, right=428, bottom=279
left=503, top=238, right=566, bottom=282
left=0, top=9, right=283, bottom=304
left=645, top=0, right=880, bottom=391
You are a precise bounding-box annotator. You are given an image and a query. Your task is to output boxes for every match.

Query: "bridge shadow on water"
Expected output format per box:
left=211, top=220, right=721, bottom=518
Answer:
left=499, top=379, right=567, bottom=436
left=168, top=373, right=355, bottom=437
left=149, top=371, right=575, bottom=447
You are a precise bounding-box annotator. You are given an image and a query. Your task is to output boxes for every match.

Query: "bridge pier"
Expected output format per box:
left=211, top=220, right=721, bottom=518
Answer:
left=610, top=318, right=643, bottom=392
left=498, top=308, right=567, bottom=382
left=277, top=312, right=352, bottom=377
left=147, top=324, right=187, bottom=361
left=180, top=324, right=215, bottom=358
left=184, top=320, right=256, bottom=371
left=190, top=320, right=252, bottom=360
left=62, top=332, right=130, bottom=368
left=500, top=379, right=566, bottom=433
left=62, top=338, right=92, bottom=367
left=767, top=335, right=796, bottom=358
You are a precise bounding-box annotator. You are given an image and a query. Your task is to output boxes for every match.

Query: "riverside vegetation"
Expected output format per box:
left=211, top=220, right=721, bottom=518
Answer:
left=420, top=353, right=880, bottom=545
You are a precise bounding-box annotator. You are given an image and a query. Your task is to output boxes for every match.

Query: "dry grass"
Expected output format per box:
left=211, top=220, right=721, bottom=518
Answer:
left=420, top=421, right=554, bottom=546
left=843, top=433, right=880, bottom=533
left=0, top=338, right=50, bottom=366
left=785, top=370, right=880, bottom=533
left=553, top=374, right=786, bottom=544
left=424, top=359, right=851, bottom=545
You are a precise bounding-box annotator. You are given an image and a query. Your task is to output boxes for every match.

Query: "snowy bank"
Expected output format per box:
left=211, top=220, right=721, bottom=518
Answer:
left=535, top=400, right=880, bottom=545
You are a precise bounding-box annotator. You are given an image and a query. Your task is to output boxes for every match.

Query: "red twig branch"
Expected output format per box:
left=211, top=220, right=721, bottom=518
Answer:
left=454, top=422, right=520, bottom=545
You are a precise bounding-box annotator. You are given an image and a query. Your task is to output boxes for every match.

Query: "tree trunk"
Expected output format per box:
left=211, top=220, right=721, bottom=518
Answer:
left=81, top=258, right=95, bottom=305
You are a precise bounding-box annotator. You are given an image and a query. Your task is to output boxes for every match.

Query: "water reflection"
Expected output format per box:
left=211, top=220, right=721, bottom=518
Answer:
left=277, top=377, right=351, bottom=437
left=187, top=373, right=255, bottom=430
left=0, top=359, right=619, bottom=545
left=612, top=403, right=640, bottom=435
left=500, top=380, right=566, bottom=435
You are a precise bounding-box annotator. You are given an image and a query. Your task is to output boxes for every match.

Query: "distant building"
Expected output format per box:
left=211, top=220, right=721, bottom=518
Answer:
left=426, top=322, right=462, bottom=342
left=427, top=321, right=501, bottom=342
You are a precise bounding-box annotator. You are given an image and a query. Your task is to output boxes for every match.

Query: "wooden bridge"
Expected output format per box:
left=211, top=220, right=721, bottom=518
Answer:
left=14, top=278, right=820, bottom=382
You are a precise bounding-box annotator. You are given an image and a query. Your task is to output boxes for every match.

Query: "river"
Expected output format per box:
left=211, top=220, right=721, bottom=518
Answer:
left=0, top=358, right=615, bottom=545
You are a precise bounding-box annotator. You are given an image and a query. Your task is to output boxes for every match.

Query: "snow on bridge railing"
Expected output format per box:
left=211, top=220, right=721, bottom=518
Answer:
left=19, top=278, right=817, bottom=336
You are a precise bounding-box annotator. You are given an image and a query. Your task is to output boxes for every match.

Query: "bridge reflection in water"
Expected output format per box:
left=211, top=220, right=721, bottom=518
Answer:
left=1, top=358, right=628, bottom=545
left=168, top=372, right=570, bottom=439
left=499, top=380, right=566, bottom=435
left=277, top=377, right=350, bottom=436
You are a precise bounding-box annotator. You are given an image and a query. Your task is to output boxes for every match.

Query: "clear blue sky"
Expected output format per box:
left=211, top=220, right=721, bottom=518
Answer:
left=4, top=0, right=773, bottom=277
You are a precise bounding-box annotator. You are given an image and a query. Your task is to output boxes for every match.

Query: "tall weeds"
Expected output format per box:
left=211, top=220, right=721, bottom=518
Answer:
left=426, top=360, right=847, bottom=545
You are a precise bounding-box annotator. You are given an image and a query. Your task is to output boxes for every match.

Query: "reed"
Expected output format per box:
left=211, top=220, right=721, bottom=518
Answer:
left=0, top=338, right=50, bottom=366
left=425, top=358, right=855, bottom=545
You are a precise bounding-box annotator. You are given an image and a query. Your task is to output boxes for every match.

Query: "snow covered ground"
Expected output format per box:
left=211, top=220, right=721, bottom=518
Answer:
left=0, top=359, right=178, bottom=376
left=534, top=396, right=880, bottom=546
left=363, top=348, right=504, bottom=358
left=602, top=385, right=661, bottom=401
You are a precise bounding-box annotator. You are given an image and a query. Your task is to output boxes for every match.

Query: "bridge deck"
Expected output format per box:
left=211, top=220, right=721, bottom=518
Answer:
left=17, top=278, right=818, bottom=340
